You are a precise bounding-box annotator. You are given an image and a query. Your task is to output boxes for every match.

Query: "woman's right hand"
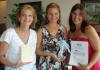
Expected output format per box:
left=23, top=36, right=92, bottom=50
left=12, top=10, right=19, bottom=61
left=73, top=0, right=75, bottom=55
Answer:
left=13, top=58, right=32, bottom=68
left=51, top=53, right=65, bottom=62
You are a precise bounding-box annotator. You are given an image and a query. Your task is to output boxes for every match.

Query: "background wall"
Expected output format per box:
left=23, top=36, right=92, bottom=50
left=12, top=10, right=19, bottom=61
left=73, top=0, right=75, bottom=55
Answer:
left=7, top=0, right=80, bottom=30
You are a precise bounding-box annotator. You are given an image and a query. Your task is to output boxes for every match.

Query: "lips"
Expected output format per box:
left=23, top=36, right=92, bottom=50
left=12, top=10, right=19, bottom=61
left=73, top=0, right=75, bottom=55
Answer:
left=73, top=17, right=82, bottom=24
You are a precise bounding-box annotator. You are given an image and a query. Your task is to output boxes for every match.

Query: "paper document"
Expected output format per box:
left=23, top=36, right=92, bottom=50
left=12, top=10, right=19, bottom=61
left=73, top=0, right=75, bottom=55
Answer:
left=69, top=41, right=88, bottom=66
left=21, top=44, right=34, bottom=62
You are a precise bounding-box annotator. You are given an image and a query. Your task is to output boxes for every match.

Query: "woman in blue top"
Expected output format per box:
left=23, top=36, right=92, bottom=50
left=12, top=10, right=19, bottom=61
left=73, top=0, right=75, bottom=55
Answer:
left=0, top=5, right=37, bottom=70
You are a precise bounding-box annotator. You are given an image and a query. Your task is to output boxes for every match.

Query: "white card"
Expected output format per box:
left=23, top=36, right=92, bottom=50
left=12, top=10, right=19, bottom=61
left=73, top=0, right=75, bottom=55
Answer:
left=69, top=41, right=88, bottom=66
left=21, top=44, right=34, bottom=62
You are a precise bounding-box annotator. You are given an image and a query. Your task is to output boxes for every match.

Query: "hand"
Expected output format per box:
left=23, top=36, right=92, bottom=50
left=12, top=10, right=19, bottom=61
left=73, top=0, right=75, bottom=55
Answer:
left=63, top=47, right=66, bottom=52
left=60, top=55, right=66, bottom=61
left=51, top=53, right=65, bottom=62
left=13, top=58, right=32, bottom=68
left=76, top=63, right=90, bottom=70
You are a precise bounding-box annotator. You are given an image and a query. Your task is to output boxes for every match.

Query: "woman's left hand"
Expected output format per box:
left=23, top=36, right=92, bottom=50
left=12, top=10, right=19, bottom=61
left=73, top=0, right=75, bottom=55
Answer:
left=77, top=63, right=90, bottom=70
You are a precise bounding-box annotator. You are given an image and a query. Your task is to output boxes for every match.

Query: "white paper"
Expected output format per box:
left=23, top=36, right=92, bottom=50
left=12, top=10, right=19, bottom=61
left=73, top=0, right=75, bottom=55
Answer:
left=69, top=41, right=88, bottom=66
left=21, top=44, right=34, bottom=62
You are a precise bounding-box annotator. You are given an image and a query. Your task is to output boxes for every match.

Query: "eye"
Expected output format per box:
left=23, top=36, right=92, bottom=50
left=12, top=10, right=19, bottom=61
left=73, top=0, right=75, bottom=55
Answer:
left=21, top=14, right=26, bottom=17
left=29, top=15, right=33, bottom=17
left=55, top=13, right=59, bottom=15
left=72, top=12, right=76, bottom=15
left=48, top=13, right=52, bottom=16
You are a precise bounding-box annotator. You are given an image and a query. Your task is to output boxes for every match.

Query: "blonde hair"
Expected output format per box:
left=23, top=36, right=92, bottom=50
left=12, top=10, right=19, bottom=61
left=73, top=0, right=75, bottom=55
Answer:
left=44, top=2, right=61, bottom=24
left=16, top=4, right=37, bottom=28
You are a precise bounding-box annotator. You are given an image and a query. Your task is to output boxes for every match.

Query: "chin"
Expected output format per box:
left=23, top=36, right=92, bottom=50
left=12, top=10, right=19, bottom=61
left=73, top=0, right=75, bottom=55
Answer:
left=52, top=20, right=58, bottom=23
left=74, top=22, right=81, bottom=25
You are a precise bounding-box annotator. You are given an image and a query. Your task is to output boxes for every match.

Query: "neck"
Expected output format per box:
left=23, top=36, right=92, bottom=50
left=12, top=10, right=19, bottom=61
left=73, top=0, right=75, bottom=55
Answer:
left=19, top=25, right=29, bottom=32
left=75, top=24, right=81, bottom=31
left=48, top=22, right=59, bottom=28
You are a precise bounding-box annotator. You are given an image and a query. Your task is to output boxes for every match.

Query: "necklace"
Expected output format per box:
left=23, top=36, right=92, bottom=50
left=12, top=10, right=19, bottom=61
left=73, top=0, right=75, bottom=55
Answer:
left=18, top=27, right=29, bottom=35
left=17, top=27, right=30, bottom=44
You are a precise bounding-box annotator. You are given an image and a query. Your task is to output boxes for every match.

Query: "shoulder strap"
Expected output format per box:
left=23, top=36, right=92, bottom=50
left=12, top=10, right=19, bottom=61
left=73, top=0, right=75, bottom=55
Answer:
left=59, top=24, right=66, bottom=33
left=41, top=26, right=48, bottom=36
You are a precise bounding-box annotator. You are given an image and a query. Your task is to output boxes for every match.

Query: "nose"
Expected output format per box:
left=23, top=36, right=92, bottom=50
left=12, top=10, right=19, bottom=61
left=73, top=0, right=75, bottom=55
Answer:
left=75, top=14, right=79, bottom=19
left=51, top=14, right=55, bottom=18
left=25, top=15, right=29, bottom=20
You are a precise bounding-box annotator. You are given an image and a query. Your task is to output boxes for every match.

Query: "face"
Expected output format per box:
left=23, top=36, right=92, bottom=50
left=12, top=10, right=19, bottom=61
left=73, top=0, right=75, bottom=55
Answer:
left=72, top=9, right=83, bottom=25
left=19, top=9, right=33, bottom=26
left=47, top=8, right=60, bottom=23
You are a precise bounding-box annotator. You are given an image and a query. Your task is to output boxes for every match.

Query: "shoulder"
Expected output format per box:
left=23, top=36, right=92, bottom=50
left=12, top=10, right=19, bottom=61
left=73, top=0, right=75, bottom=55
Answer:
left=0, top=28, right=14, bottom=43
left=85, top=25, right=96, bottom=33
left=37, top=27, right=43, bottom=36
left=2, top=27, right=14, bottom=35
left=85, top=25, right=98, bottom=37
left=30, top=29, right=36, bottom=34
left=37, top=27, right=42, bottom=32
left=85, top=25, right=92, bottom=29
left=30, top=29, right=37, bottom=37
left=63, top=25, right=67, bottom=31
left=5, top=27, right=14, bottom=32
left=36, top=28, right=43, bottom=40
left=60, top=24, right=67, bottom=32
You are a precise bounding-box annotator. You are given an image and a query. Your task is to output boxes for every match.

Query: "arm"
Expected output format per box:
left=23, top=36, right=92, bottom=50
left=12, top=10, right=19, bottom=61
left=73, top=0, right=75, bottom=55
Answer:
left=0, top=42, right=31, bottom=68
left=0, top=42, right=15, bottom=67
left=79, top=25, right=100, bottom=70
left=85, top=25, right=100, bottom=69
left=36, top=28, right=53, bottom=56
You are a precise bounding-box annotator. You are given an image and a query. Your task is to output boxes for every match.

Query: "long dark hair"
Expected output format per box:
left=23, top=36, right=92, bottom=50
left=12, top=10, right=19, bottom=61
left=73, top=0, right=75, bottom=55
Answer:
left=44, top=2, right=61, bottom=25
left=69, top=3, right=89, bottom=33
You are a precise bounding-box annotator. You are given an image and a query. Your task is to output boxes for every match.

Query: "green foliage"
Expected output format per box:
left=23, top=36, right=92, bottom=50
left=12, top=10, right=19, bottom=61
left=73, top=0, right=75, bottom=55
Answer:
left=8, top=3, right=20, bottom=25
left=8, top=3, right=45, bottom=31
left=88, top=14, right=100, bottom=23
left=33, top=5, right=45, bottom=31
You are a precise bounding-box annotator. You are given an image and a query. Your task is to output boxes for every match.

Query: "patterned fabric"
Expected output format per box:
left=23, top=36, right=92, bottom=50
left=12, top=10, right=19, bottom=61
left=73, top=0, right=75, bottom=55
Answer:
left=38, top=25, right=66, bottom=70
